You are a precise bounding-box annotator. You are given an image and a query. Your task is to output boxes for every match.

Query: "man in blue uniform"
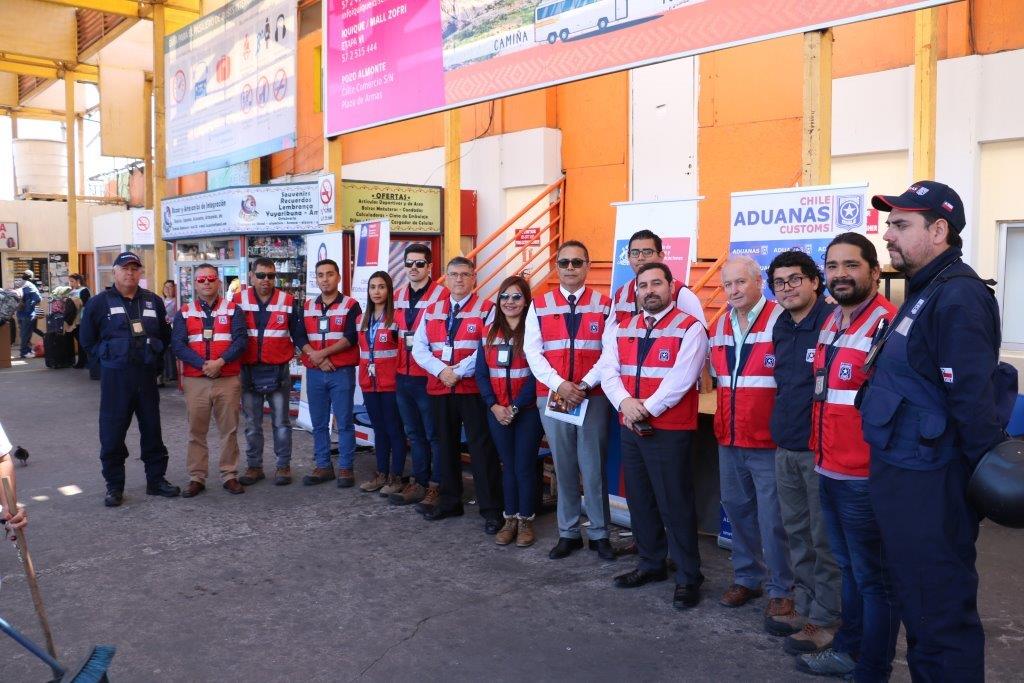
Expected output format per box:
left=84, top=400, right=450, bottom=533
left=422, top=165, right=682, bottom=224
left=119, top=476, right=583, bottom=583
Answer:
left=79, top=252, right=181, bottom=507
left=862, top=181, right=1010, bottom=681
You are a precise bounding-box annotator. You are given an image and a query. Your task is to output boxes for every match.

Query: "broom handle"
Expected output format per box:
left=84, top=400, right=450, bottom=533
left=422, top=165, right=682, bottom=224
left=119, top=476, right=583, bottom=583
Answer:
left=2, top=476, right=57, bottom=659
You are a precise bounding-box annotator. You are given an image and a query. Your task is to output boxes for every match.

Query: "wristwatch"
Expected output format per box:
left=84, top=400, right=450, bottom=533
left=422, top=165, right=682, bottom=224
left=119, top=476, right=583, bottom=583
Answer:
left=510, top=405, right=519, bottom=417
left=578, top=381, right=591, bottom=395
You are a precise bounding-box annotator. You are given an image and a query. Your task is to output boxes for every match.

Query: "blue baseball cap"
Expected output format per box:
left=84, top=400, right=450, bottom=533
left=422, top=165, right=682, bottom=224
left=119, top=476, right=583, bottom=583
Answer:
left=113, top=251, right=143, bottom=267
left=871, top=180, right=966, bottom=233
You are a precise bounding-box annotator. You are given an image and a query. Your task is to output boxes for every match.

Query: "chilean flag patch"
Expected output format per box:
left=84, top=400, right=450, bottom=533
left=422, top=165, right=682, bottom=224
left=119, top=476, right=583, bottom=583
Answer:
left=941, top=367, right=954, bottom=384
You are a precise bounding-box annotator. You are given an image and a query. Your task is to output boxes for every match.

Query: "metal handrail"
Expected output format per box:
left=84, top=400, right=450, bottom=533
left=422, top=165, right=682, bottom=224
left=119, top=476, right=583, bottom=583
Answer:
left=462, top=176, right=565, bottom=264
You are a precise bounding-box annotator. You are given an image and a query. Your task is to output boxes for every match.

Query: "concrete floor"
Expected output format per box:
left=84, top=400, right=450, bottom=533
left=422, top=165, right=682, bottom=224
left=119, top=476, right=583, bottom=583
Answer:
left=0, top=360, right=1022, bottom=682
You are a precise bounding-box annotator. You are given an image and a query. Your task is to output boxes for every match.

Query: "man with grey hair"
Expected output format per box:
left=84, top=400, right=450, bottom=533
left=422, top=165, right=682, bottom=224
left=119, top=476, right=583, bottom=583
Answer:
left=708, top=255, right=794, bottom=621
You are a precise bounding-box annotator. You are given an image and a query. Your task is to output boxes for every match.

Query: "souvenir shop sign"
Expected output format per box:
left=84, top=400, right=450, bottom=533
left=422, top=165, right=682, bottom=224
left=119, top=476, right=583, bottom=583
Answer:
left=340, top=181, right=441, bottom=234
left=161, top=183, right=321, bottom=240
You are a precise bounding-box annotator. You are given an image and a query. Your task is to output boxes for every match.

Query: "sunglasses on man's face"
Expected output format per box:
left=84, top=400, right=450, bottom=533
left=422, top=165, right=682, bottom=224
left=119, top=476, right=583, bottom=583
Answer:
left=557, top=258, right=587, bottom=269
left=404, top=260, right=428, bottom=269
left=498, top=293, right=523, bottom=302
left=253, top=272, right=274, bottom=280
left=195, top=276, right=218, bottom=284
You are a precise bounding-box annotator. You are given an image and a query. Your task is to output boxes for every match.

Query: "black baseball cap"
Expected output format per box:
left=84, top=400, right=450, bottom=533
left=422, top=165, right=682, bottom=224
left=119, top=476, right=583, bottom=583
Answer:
left=113, top=251, right=143, bottom=267
left=871, top=180, right=966, bottom=233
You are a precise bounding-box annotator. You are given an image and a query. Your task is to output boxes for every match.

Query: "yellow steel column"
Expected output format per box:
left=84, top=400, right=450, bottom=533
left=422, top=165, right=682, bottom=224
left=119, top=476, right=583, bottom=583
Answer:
left=153, top=1, right=168, bottom=287
left=143, top=75, right=154, bottom=209
left=10, top=114, right=18, bottom=196
left=76, top=115, right=85, bottom=195
left=324, top=135, right=342, bottom=232
left=248, top=158, right=261, bottom=184
left=64, top=73, right=79, bottom=271
left=913, top=7, right=939, bottom=179
left=802, top=29, right=833, bottom=186
left=443, top=109, right=461, bottom=264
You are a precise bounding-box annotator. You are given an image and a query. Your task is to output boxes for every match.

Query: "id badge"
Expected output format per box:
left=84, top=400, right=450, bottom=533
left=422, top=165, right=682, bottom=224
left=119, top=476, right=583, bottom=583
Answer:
left=318, top=317, right=330, bottom=333
left=367, top=363, right=376, bottom=377
left=441, top=344, right=454, bottom=362
left=130, top=319, right=145, bottom=337
left=202, top=328, right=213, bottom=341
left=812, top=368, right=827, bottom=402
left=404, top=332, right=414, bottom=350
left=496, top=344, right=512, bottom=368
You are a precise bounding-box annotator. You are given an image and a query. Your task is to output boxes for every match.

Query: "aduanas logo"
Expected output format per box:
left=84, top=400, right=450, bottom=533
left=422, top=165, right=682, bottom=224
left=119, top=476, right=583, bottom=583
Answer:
left=239, top=194, right=259, bottom=221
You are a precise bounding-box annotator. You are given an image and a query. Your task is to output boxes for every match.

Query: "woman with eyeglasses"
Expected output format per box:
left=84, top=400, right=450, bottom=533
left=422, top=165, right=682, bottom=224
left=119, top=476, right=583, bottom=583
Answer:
left=475, top=276, right=544, bottom=547
left=356, top=271, right=408, bottom=497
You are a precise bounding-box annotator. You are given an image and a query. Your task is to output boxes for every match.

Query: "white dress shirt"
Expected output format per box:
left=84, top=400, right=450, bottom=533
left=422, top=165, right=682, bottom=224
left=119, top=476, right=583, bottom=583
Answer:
left=675, top=285, right=707, bottom=327
left=524, top=285, right=604, bottom=393
left=600, top=303, right=709, bottom=417
left=411, top=294, right=478, bottom=379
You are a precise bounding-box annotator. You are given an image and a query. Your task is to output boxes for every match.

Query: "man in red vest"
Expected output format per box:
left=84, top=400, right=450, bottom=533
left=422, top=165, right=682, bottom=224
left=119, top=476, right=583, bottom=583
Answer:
left=411, top=256, right=503, bottom=533
left=390, top=244, right=448, bottom=508
left=709, top=255, right=794, bottom=614
left=525, top=240, right=616, bottom=561
left=171, top=264, right=249, bottom=496
left=797, top=233, right=899, bottom=679
left=298, top=259, right=361, bottom=488
left=612, top=229, right=706, bottom=326
left=234, top=257, right=309, bottom=487
left=600, top=262, right=708, bottom=608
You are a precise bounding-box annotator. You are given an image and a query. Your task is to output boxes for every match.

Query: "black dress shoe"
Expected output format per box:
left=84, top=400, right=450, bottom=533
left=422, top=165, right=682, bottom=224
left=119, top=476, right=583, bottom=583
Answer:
left=590, top=538, right=617, bottom=561
left=673, top=583, right=701, bottom=609
left=483, top=517, right=503, bottom=535
left=423, top=504, right=464, bottom=521
left=613, top=567, right=668, bottom=588
left=146, top=479, right=181, bottom=498
left=104, top=489, right=124, bottom=507
left=548, top=537, right=584, bottom=560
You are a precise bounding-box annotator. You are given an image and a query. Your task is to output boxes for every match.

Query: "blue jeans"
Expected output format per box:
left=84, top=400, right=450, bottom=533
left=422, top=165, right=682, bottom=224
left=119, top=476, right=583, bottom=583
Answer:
left=395, top=374, right=440, bottom=485
left=363, top=391, right=407, bottom=475
left=241, top=364, right=293, bottom=470
left=17, top=314, right=37, bottom=356
left=487, top=406, right=544, bottom=517
left=718, top=445, right=794, bottom=597
left=820, top=475, right=899, bottom=682
left=306, top=366, right=356, bottom=470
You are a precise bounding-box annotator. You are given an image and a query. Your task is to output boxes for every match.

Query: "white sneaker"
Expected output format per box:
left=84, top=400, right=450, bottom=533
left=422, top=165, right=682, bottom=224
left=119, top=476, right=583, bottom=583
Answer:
left=22, top=352, right=35, bottom=358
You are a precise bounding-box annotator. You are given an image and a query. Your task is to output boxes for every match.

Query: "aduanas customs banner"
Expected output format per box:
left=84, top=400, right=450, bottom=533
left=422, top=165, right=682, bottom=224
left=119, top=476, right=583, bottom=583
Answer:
left=324, top=0, right=952, bottom=136
left=729, top=183, right=877, bottom=295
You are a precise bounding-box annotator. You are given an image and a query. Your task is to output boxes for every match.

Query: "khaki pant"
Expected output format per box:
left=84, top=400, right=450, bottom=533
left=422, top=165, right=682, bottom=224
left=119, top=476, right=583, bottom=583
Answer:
left=183, top=374, right=242, bottom=484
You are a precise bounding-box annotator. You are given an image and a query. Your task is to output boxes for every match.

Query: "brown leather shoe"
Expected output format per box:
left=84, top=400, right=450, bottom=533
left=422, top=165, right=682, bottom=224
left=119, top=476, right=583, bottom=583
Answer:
left=336, top=468, right=355, bottom=488
left=222, top=479, right=244, bottom=495
left=516, top=515, right=536, bottom=547
left=495, top=516, right=518, bottom=545
left=181, top=481, right=205, bottom=498
left=274, top=467, right=292, bottom=486
left=765, top=597, right=795, bottom=617
left=303, top=467, right=337, bottom=486
left=785, top=622, right=838, bottom=655
left=380, top=474, right=404, bottom=497
left=389, top=481, right=426, bottom=505
left=414, top=484, right=440, bottom=513
left=359, top=471, right=386, bottom=492
left=238, top=467, right=265, bottom=486
left=720, top=584, right=764, bottom=607
left=766, top=609, right=806, bottom=637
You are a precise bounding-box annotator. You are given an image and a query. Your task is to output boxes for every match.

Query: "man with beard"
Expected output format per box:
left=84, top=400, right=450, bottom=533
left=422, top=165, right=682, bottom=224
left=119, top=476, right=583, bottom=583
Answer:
left=766, top=250, right=841, bottom=653
left=860, top=182, right=1013, bottom=680
left=600, top=263, right=708, bottom=609
left=797, top=233, right=898, bottom=679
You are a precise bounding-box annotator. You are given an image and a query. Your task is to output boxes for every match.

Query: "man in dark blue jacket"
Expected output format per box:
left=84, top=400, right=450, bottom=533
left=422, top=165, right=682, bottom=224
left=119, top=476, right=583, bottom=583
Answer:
left=862, top=181, right=1011, bottom=681
left=79, top=252, right=180, bottom=507
left=767, top=251, right=840, bottom=654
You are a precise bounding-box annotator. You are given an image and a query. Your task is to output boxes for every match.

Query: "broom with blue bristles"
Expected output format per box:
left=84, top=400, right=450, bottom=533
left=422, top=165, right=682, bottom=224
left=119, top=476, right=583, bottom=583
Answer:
left=2, top=476, right=115, bottom=681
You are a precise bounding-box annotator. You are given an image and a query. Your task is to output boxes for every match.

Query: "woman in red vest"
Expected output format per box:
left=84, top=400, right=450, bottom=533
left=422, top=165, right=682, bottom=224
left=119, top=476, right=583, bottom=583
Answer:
left=475, top=276, right=544, bottom=547
left=356, top=271, right=407, bottom=496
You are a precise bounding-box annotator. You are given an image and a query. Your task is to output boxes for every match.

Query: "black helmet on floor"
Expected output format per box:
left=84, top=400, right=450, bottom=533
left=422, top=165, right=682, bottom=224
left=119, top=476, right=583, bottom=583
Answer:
left=968, top=439, right=1024, bottom=528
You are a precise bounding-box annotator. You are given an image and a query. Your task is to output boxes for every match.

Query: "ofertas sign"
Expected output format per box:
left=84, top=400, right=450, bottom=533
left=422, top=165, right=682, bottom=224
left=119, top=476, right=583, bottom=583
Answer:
left=729, top=183, right=873, bottom=294
left=325, top=0, right=952, bottom=136
left=161, top=183, right=322, bottom=240
left=166, top=0, right=297, bottom=178
left=340, top=181, right=442, bottom=234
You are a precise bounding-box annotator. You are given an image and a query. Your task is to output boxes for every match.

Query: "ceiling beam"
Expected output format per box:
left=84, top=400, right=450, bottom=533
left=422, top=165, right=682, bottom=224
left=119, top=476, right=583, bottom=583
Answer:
left=0, top=104, right=70, bottom=121
left=33, top=0, right=201, bottom=17
left=0, top=54, right=99, bottom=83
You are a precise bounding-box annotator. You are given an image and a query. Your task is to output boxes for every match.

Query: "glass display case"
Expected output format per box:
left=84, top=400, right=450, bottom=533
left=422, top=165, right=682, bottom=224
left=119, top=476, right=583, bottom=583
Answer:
left=245, top=235, right=307, bottom=303
left=172, top=238, right=243, bottom=305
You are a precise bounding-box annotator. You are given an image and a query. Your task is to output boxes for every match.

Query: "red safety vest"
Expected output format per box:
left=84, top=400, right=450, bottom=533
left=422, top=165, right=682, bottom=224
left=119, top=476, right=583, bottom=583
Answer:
left=421, top=294, right=492, bottom=396
left=811, top=294, right=896, bottom=477
left=395, top=280, right=448, bottom=378
left=482, top=327, right=532, bottom=408
left=357, top=312, right=401, bottom=393
left=300, top=294, right=359, bottom=369
left=616, top=308, right=700, bottom=430
left=709, top=301, right=783, bottom=448
left=533, top=287, right=611, bottom=398
left=179, top=297, right=241, bottom=378
left=612, top=279, right=685, bottom=325
left=234, top=288, right=296, bottom=366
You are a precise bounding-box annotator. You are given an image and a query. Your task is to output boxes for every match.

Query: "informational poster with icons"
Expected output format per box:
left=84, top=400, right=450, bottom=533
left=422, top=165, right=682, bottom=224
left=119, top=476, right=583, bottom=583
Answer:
left=165, top=0, right=297, bottom=177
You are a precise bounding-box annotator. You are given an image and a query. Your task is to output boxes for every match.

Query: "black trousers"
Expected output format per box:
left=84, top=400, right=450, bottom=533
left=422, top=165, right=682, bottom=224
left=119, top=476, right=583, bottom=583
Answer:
left=431, top=392, right=503, bottom=519
left=99, top=365, right=169, bottom=490
left=621, top=427, right=702, bottom=585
